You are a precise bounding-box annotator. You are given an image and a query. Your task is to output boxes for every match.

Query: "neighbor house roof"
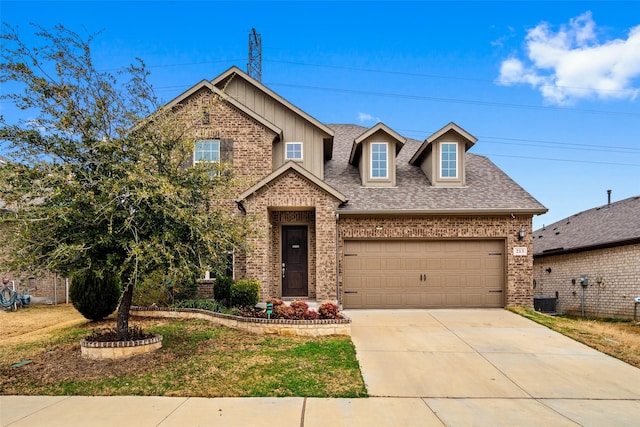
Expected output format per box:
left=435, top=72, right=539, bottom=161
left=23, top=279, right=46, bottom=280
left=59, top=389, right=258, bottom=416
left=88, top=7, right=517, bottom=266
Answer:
left=533, top=195, right=640, bottom=257
left=325, top=124, right=547, bottom=215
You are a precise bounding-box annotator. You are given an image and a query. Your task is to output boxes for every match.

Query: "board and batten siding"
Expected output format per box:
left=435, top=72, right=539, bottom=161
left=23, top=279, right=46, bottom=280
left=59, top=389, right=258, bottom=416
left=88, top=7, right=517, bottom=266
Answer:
left=223, top=78, right=329, bottom=179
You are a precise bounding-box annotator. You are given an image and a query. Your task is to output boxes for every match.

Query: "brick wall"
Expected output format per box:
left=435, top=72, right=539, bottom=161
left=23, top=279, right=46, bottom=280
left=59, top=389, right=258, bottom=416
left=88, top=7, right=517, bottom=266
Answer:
left=0, top=271, right=71, bottom=304
left=180, top=88, right=277, bottom=187
left=338, top=215, right=534, bottom=307
left=241, top=169, right=342, bottom=301
left=534, top=243, right=640, bottom=319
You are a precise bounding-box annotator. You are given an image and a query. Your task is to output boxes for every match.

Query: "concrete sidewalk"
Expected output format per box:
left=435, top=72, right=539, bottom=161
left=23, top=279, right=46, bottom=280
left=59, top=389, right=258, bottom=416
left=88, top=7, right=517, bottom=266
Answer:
left=3, top=309, right=640, bottom=426
left=3, top=394, right=640, bottom=427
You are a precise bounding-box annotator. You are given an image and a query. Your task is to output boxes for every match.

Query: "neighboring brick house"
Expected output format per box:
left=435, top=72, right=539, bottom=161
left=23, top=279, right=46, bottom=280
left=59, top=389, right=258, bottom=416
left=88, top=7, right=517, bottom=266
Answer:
left=165, top=66, right=547, bottom=309
left=533, top=195, right=640, bottom=319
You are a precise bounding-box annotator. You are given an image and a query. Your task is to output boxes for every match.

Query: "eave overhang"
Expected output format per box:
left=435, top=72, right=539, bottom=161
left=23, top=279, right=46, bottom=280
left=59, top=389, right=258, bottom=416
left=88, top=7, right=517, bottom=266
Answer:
left=163, top=80, right=283, bottom=143
left=409, top=122, right=477, bottom=166
left=349, top=122, right=406, bottom=165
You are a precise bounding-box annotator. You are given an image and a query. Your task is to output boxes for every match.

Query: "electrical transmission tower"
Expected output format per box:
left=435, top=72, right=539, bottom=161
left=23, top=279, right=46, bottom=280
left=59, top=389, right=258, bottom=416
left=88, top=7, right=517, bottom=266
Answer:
left=247, top=28, right=262, bottom=82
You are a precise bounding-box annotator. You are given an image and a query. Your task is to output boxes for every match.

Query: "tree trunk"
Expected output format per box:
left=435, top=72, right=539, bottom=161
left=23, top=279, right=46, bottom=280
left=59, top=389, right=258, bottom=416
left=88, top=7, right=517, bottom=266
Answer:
left=116, top=283, right=134, bottom=340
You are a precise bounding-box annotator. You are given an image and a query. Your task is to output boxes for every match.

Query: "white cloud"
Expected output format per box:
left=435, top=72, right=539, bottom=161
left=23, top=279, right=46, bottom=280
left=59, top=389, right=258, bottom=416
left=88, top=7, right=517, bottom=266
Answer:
left=497, top=12, right=640, bottom=104
left=357, top=112, right=380, bottom=123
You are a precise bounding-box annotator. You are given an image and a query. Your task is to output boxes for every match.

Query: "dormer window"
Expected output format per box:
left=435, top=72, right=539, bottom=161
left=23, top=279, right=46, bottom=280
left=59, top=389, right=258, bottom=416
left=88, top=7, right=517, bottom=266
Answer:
left=409, top=122, right=477, bottom=188
left=371, top=142, right=388, bottom=179
left=285, top=142, right=303, bottom=161
left=349, top=123, right=405, bottom=187
left=440, top=143, right=457, bottom=178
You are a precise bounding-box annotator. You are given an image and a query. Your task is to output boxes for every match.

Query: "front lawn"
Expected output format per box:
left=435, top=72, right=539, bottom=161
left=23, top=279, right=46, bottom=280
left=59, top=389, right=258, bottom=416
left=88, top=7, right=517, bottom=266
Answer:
left=0, top=308, right=367, bottom=397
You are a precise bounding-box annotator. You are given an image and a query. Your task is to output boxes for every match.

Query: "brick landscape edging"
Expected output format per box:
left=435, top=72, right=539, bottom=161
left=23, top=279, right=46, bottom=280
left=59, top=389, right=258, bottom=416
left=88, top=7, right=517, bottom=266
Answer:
left=131, top=306, right=351, bottom=337
left=79, top=334, right=163, bottom=359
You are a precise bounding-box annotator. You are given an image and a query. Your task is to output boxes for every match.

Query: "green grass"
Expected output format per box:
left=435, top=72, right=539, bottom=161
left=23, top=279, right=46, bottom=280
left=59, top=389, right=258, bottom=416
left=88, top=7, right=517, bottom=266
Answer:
left=0, top=318, right=367, bottom=398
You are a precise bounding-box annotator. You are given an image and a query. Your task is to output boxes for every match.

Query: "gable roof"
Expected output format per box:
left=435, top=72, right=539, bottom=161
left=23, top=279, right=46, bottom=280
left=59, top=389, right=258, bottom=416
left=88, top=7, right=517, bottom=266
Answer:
left=164, top=80, right=283, bottom=140
left=325, top=124, right=547, bottom=215
left=533, top=195, right=640, bottom=257
left=211, top=66, right=335, bottom=138
left=349, top=122, right=406, bottom=165
left=235, top=160, right=347, bottom=203
left=409, top=122, right=477, bottom=166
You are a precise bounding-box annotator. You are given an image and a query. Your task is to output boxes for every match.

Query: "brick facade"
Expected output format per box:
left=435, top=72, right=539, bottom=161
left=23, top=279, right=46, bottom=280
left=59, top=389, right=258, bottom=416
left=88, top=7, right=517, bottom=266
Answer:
left=534, top=243, right=640, bottom=319
left=240, top=169, right=342, bottom=301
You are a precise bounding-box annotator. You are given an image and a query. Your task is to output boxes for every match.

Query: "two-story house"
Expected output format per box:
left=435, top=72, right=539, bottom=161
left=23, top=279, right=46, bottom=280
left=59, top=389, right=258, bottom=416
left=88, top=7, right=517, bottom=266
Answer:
left=167, top=66, right=547, bottom=309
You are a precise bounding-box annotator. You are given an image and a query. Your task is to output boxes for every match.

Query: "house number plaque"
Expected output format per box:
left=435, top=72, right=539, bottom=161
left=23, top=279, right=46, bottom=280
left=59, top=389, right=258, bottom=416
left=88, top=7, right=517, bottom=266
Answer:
left=513, top=247, right=527, bottom=256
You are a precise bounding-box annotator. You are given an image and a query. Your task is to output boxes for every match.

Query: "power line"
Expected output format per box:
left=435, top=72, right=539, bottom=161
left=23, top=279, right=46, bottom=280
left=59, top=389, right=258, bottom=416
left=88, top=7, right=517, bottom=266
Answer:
left=266, top=82, right=640, bottom=118
left=395, top=128, right=640, bottom=153
left=264, top=59, right=637, bottom=95
left=476, top=152, right=640, bottom=167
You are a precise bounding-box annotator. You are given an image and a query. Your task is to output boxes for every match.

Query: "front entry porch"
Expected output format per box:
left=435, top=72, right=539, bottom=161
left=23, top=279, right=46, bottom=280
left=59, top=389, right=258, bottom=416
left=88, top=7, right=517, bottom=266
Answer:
left=270, top=210, right=316, bottom=300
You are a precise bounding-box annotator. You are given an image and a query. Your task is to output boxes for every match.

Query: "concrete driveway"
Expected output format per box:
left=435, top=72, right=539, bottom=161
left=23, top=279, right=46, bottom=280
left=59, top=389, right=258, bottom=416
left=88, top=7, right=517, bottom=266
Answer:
left=345, top=309, right=640, bottom=426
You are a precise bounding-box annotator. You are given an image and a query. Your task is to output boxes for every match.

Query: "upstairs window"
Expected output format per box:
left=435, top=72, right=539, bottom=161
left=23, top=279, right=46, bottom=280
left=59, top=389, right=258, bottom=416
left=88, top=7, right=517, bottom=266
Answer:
left=285, top=142, right=303, bottom=160
left=440, top=143, right=457, bottom=178
left=371, top=142, right=388, bottom=178
left=194, top=139, right=220, bottom=164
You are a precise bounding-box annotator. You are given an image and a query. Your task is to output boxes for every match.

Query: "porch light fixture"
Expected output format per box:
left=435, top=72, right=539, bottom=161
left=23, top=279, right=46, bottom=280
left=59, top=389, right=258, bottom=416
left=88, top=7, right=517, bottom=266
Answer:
left=518, top=227, right=526, bottom=241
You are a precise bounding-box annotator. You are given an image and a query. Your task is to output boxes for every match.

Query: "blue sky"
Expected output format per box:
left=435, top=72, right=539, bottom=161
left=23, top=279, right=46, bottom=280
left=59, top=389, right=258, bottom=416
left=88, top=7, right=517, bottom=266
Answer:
left=2, top=1, right=639, bottom=230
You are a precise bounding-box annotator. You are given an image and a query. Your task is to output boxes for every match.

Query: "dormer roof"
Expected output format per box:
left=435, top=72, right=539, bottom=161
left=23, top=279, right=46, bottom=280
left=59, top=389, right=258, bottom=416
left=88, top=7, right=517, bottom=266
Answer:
left=409, top=122, right=477, bottom=166
left=349, top=122, right=406, bottom=165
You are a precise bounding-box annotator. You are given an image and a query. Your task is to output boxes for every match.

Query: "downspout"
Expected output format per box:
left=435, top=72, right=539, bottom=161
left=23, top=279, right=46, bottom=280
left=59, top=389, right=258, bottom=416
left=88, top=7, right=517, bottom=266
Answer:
left=65, top=278, right=69, bottom=304
left=53, top=272, right=57, bottom=305
left=335, top=212, right=341, bottom=309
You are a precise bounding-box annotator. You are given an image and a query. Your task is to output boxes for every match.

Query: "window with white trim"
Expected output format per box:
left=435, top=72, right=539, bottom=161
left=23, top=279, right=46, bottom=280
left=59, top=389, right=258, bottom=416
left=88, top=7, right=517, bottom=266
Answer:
left=285, top=142, right=303, bottom=160
left=194, top=139, right=220, bottom=164
left=440, top=143, right=457, bottom=178
left=370, top=142, right=388, bottom=178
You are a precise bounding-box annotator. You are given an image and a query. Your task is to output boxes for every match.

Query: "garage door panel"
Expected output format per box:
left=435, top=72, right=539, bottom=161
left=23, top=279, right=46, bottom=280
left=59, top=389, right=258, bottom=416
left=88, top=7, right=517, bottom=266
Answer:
left=364, top=259, right=382, bottom=270
left=343, top=240, right=505, bottom=309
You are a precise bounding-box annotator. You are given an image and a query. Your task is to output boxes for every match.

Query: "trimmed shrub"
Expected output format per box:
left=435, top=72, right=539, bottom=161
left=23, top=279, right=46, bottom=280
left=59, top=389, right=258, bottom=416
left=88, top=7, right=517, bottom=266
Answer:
left=214, top=275, right=233, bottom=305
left=318, top=301, right=342, bottom=319
left=70, top=269, right=121, bottom=321
left=230, top=279, right=260, bottom=308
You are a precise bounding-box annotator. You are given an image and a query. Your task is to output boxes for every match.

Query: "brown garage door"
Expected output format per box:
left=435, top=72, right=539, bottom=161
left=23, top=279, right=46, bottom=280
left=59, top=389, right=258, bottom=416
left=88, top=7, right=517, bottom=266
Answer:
left=343, top=240, right=505, bottom=309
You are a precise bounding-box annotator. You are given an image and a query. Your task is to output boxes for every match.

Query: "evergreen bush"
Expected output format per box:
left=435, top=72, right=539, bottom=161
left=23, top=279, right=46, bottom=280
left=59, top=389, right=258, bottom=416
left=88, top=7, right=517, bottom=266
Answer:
left=214, top=275, right=233, bottom=305
left=230, top=279, right=260, bottom=307
left=70, top=269, right=121, bottom=321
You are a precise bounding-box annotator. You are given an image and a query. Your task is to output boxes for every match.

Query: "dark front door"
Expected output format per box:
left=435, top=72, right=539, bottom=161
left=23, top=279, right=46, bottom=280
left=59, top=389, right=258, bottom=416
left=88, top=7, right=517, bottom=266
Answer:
left=282, top=226, right=308, bottom=297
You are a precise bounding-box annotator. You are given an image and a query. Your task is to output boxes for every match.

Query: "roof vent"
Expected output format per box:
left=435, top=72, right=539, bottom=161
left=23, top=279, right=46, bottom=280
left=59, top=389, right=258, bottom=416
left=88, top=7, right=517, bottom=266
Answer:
left=607, top=189, right=612, bottom=207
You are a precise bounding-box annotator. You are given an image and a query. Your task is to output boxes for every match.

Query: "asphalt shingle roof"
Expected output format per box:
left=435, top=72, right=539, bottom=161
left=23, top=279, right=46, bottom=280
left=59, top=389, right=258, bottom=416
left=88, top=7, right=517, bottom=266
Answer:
left=533, top=195, right=640, bottom=256
left=324, top=124, right=547, bottom=214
